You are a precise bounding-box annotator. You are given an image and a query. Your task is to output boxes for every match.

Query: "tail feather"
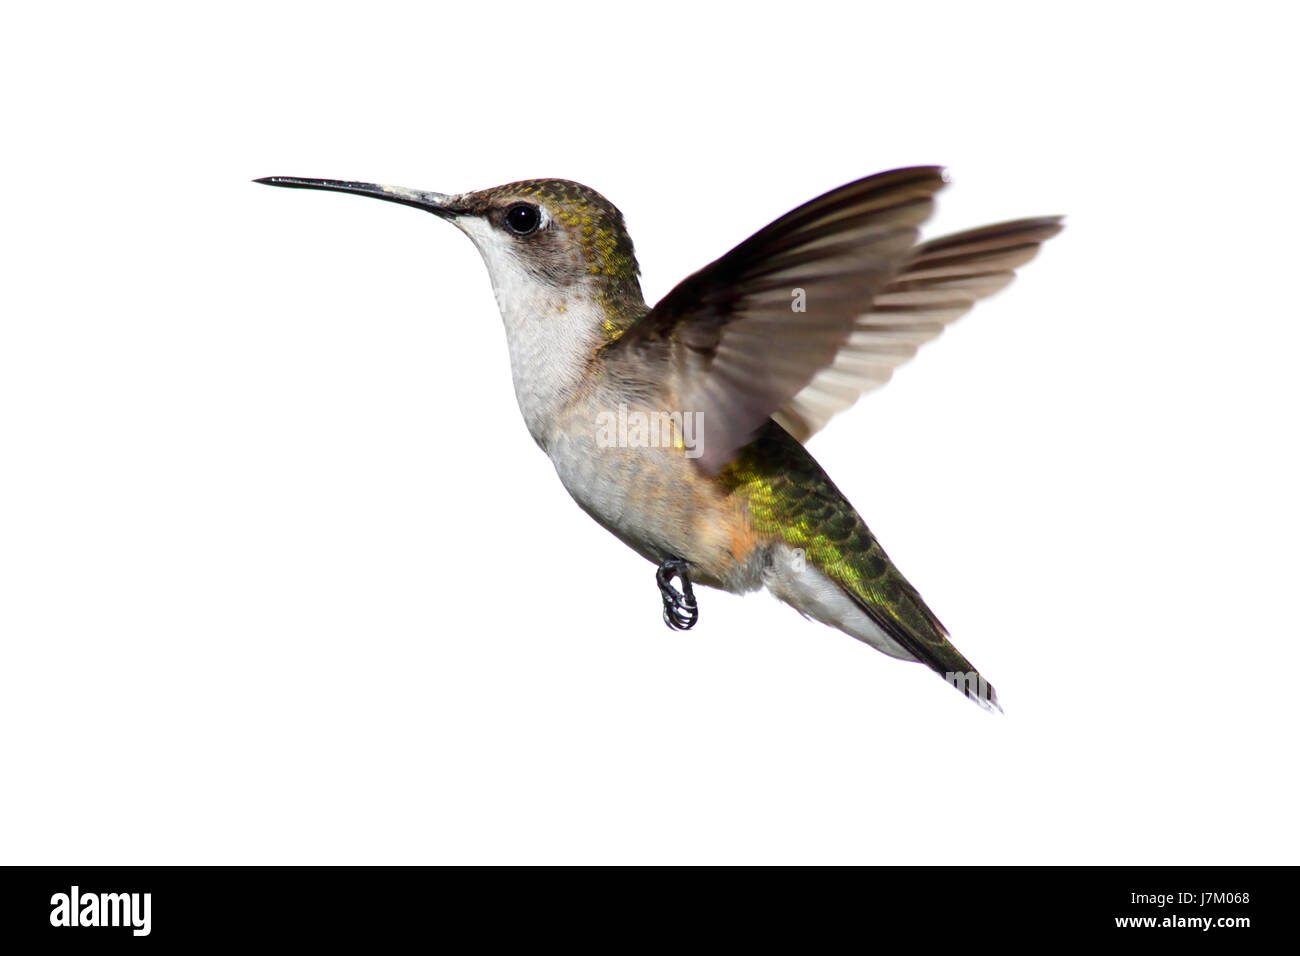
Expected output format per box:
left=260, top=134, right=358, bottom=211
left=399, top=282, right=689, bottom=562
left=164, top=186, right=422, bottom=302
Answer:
left=840, top=580, right=1001, bottom=713
left=727, top=421, right=1001, bottom=712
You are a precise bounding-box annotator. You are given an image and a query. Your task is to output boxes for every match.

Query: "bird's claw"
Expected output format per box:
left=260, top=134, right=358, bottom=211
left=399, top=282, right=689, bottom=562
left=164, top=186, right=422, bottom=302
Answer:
left=656, top=557, right=698, bottom=631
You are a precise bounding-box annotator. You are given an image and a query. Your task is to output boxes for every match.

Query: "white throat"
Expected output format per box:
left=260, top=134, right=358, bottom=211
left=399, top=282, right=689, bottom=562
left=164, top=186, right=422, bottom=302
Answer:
left=455, top=217, right=601, bottom=448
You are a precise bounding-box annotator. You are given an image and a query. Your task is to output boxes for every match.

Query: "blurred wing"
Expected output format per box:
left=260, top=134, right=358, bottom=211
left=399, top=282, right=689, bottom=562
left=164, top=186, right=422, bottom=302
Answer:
left=608, top=167, right=948, bottom=472
left=773, top=216, right=1065, bottom=442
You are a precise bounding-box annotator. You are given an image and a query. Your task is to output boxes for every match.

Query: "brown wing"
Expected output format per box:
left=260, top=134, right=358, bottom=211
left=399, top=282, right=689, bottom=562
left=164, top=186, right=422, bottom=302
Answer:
left=773, top=216, right=1065, bottom=441
left=606, top=167, right=948, bottom=472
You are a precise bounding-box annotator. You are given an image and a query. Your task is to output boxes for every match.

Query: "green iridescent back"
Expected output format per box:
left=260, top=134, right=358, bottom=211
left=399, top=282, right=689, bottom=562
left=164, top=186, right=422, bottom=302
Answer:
left=721, top=421, right=980, bottom=680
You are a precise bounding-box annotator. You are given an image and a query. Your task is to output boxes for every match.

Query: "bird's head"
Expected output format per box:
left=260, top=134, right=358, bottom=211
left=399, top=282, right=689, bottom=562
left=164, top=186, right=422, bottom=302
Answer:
left=256, top=176, right=647, bottom=338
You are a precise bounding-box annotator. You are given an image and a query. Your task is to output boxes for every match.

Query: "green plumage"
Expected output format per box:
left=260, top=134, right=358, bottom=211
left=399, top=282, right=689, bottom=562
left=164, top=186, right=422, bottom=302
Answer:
left=722, top=421, right=994, bottom=703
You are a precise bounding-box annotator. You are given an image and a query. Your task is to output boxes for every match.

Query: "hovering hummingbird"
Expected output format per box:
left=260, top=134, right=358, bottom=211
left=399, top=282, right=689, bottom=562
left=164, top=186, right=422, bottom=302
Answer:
left=257, top=167, right=1061, bottom=711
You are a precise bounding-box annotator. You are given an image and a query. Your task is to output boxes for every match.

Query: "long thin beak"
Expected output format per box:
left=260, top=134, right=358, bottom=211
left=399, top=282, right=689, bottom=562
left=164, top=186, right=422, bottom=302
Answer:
left=254, top=176, right=460, bottom=217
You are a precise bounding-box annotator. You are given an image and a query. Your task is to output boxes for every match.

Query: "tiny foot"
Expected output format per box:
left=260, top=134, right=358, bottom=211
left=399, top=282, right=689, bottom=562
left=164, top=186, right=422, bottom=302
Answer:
left=656, top=557, right=699, bottom=631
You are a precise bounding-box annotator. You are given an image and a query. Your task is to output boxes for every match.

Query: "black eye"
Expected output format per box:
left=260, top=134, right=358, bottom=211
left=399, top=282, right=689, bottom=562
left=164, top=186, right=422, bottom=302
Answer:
left=504, top=203, right=540, bottom=235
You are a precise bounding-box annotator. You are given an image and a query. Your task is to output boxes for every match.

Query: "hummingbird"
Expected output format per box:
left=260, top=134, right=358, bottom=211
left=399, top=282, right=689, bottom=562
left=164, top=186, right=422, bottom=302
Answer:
left=256, top=167, right=1061, bottom=711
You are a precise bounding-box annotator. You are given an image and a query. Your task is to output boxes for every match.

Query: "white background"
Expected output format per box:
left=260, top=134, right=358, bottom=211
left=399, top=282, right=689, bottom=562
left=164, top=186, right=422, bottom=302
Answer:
left=2, top=2, right=1296, bottom=864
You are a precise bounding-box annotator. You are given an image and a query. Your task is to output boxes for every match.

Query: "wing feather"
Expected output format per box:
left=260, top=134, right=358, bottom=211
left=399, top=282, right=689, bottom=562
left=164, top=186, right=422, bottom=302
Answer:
left=773, top=216, right=1064, bottom=441
left=606, top=167, right=949, bottom=471
left=603, top=168, right=1062, bottom=464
